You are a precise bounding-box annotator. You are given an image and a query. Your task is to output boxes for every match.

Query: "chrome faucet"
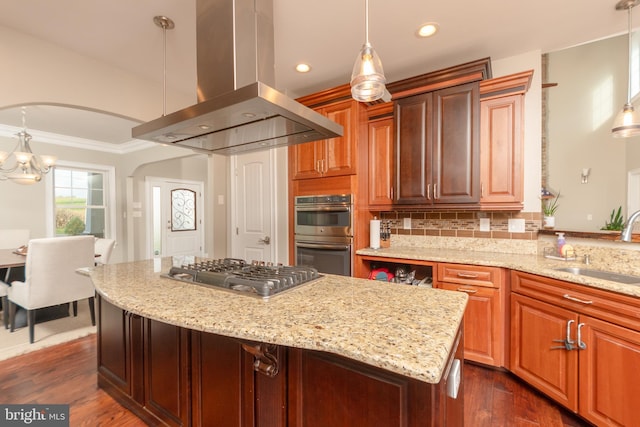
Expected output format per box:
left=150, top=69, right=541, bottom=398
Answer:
left=621, top=209, right=640, bottom=242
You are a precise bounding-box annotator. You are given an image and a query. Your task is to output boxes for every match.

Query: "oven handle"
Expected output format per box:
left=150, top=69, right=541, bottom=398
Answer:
left=294, top=206, right=351, bottom=213
left=296, top=242, right=351, bottom=251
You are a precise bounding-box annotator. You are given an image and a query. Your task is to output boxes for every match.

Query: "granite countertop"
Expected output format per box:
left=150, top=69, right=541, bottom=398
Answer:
left=86, top=258, right=468, bottom=385
left=357, top=246, right=640, bottom=299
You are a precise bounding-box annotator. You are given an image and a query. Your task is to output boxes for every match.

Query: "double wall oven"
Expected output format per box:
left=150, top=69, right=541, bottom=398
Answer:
left=294, top=194, right=352, bottom=276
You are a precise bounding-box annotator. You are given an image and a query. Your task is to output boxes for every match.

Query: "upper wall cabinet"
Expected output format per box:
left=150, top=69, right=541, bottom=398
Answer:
left=290, top=98, right=358, bottom=180
left=479, top=70, right=533, bottom=210
left=367, top=102, right=394, bottom=208
left=394, top=82, right=480, bottom=206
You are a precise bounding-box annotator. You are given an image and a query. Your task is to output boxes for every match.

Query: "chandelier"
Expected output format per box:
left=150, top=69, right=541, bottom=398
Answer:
left=0, top=107, right=56, bottom=185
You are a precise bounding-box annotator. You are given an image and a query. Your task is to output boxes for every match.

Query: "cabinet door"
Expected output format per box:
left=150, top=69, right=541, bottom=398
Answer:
left=291, top=141, right=322, bottom=180
left=368, top=116, right=394, bottom=207
left=322, top=100, right=356, bottom=177
left=510, top=293, right=578, bottom=411
left=395, top=92, right=433, bottom=204
left=97, top=297, right=132, bottom=395
left=480, top=94, right=523, bottom=205
left=143, top=319, right=191, bottom=427
left=438, top=282, right=504, bottom=367
left=433, top=83, right=480, bottom=204
left=290, top=99, right=356, bottom=180
left=579, top=315, right=640, bottom=427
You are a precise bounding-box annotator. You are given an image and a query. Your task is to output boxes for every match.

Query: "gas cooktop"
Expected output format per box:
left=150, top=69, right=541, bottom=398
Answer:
left=163, top=258, right=321, bottom=300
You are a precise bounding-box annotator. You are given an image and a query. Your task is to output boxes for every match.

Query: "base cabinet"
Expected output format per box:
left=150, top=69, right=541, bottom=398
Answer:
left=436, top=264, right=506, bottom=367
left=97, top=297, right=189, bottom=427
left=98, top=295, right=462, bottom=427
left=511, top=271, right=640, bottom=426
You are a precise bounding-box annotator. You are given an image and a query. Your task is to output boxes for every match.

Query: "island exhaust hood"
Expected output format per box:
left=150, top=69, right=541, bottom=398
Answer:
left=132, top=0, right=343, bottom=155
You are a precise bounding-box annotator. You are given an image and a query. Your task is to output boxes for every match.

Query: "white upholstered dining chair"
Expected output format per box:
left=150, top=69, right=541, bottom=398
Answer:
left=94, top=238, right=116, bottom=265
left=0, top=229, right=30, bottom=329
left=7, top=235, right=96, bottom=343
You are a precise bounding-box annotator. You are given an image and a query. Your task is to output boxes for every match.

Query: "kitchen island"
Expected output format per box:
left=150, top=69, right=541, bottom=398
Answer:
left=86, top=258, right=468, bottom=427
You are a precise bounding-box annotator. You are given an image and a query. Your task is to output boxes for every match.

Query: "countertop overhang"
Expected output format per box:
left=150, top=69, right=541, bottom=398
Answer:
left=86, top=258, right=467, bottom=384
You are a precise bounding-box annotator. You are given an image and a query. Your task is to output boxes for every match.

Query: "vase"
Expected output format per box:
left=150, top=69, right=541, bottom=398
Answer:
left=543, top=215, right=555, bottom=228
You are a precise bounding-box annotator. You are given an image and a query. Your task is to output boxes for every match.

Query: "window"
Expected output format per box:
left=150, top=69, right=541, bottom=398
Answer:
left=46, top=162, right=115, bottom=238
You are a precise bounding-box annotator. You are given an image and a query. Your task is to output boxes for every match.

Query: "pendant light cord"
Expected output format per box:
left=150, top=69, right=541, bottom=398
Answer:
left=162, top=24, right=167, bottom=116
left=153, top=16, right=175, bottom=117
left=365, top=0, right=370, bottom=45
left=627, top=5, right=633, bottom=104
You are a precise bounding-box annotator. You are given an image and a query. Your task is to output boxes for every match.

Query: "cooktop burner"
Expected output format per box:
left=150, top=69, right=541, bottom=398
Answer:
left=163, top=258, right=321, bottom=299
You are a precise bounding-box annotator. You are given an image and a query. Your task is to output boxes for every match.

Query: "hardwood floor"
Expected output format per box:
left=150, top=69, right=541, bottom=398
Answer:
left=0, top=335, right=592, bottom=427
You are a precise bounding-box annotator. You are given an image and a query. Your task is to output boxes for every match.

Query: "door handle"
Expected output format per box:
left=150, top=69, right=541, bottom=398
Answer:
left=258, top=236, right=271, bottom=245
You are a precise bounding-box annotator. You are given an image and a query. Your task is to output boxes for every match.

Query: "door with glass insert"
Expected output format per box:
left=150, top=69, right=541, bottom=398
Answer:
left=151, top=180, right=203, bottom=257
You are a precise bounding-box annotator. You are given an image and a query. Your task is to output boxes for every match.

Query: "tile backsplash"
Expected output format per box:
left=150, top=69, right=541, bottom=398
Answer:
left=378, top=211, right=542, bottom=241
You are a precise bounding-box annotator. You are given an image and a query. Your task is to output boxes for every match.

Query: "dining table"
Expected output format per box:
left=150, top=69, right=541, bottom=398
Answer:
left=0, top=248, right=27, bottom=329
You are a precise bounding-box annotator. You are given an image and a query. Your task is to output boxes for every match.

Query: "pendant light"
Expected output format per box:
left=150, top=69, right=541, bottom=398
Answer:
left=350, top=0, right=387, bottom=102
left=0, top=107, right=56, bottom=185
left=612, top=0, right=640, bottom=138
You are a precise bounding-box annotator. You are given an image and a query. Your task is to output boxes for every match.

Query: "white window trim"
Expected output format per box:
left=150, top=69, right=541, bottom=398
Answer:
left=45, top=160, right=117, bottom=239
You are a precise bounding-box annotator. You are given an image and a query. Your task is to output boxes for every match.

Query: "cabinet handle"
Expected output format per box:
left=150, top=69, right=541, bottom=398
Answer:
left=456, top=287, right=478, bottom=294
left=427, top=184, right=431, bottom=200
left=323, top=159, right=327, bottom=174
left=481, top=183, right=484, bottom=198
left=566, top=319, right=575, bottom=346
left=456, top=272, right=479, bottom=279
left=563, top=294, right=593, bottom=305
left=434, top=184, right=438, bottom=199
left=577, top=323, right=587, bottom=350
left=316, top=160, right=320, bottom=173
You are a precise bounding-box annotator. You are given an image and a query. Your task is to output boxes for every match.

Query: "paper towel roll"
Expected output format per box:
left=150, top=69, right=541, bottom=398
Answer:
left=370, top=219, right=381, bottom=249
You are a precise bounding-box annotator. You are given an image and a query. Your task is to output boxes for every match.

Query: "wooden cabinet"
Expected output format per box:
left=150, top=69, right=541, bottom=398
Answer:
left=97, top=296, right=190, bottom=426
left=99, top=294, right=462, bottom=426
left=143, top=319, right=191, bottom=427
left=436, top=263, right=507, bottom=367
left=479, top=70, right=532, bottom=209
left=291, top=99, right=357, bottom=180
left=288, top=327, right=464, bottom=427
left=511, top=271, right=640, bottom=425
left=367, top=102, right=394, bottom=208
left=394, top=83, right=480, bottom=206
left=511, top=293, right=578, bottom=409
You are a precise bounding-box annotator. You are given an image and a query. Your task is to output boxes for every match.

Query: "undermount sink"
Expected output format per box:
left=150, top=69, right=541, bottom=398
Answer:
left=555, top=267, right=640, bottom=285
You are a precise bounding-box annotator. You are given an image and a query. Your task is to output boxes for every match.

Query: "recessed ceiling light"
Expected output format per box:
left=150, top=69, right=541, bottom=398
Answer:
left=295, top=63, right=311, bottom=73
left=417, top=22, right=439, bottom=38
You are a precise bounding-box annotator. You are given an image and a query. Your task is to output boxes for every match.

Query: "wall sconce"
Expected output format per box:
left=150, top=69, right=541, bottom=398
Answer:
left=581, top=168, right=591, bottom=184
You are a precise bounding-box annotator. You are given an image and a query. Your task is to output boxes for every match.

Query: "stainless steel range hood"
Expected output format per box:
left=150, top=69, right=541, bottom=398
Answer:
left=132, top=0, right=343, bottom=155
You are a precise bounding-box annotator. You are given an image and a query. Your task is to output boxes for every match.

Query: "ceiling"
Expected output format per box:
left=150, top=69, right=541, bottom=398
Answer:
left=0, top=0, right=633, bottom=148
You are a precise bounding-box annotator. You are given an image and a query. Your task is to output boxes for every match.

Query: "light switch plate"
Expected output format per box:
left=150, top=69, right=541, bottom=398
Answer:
left=479, top=218, right=490, bottom=232
left=508, top=218, right=525, bottom=233
left=403, top=217, right=411, bottom=229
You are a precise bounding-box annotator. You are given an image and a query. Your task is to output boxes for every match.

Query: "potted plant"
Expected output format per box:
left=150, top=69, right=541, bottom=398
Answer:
left=542, top=192, right=560, bottom=228
left=601, top=206, right=625, bottom=231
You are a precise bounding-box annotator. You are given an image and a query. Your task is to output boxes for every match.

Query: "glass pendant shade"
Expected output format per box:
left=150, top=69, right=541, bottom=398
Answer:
left=351, top=42, right=386, bottom=102
left=612, top=103, right=640, bottom=137
left=612, top=0, right=640, bottom=137
left=350, top=0, right=386, bottom=103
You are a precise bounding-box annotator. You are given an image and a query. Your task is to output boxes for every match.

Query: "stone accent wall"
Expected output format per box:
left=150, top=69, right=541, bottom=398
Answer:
left=378, top=210, right=542, bottom=240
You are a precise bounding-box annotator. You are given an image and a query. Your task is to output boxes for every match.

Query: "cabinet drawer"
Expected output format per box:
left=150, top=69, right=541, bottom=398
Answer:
left=511, top=270, right=640, bottom=332
left=437, top=263, right=504, bottom=288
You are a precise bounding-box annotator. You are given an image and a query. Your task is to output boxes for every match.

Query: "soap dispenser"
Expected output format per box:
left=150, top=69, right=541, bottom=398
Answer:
left=556, top=232, right=565, bottom=256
